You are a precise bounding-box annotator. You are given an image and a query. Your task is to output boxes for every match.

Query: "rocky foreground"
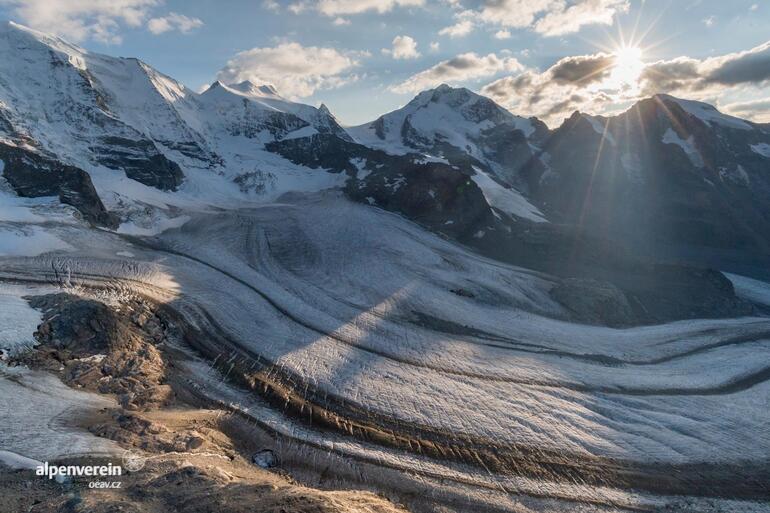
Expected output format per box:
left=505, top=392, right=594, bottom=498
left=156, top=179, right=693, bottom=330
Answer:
left=3, top=292, right=408, bottom=513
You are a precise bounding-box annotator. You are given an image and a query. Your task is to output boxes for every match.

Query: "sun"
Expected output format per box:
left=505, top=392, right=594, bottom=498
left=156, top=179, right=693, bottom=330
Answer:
left=610, top=45, right=644, bottom=88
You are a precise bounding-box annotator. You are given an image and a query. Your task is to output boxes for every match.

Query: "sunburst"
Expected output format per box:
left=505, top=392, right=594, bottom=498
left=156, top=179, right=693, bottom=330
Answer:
left=610, top=45, right=644, bottom=88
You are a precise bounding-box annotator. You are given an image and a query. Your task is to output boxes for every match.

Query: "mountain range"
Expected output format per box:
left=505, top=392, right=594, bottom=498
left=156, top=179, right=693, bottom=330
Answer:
left=2, top=20, right=770, bottom=325
left=3, top=20, right=770, bottom=513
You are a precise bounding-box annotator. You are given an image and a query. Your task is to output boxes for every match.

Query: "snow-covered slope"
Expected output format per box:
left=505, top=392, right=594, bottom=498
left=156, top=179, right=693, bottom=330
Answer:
left=0, top=22, right=189, bottom=188
left=0, top=22, right=351, bottom=164
left=0, top=21, right=357, bottom=231
left=656, top=94, right=754, bottom=131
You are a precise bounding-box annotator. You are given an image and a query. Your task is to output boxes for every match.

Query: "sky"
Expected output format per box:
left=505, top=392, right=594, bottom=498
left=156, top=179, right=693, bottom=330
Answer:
left=0, top=0, right=768, bottom=127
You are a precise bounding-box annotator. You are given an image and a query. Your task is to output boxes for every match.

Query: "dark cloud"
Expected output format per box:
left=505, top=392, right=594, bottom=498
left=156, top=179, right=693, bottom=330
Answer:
left=725, top=97, right=770, bottom=122
left=479, top=40, right=770, bottom=127
left=549, top=53, right=615, bottom=85
left=640, top=42, right=770, bottom=96
left=481, top=72, right=532, bottom=97
left=639, top=58, right=701, bottom=95
left=704, top=42, right=770, bottom=85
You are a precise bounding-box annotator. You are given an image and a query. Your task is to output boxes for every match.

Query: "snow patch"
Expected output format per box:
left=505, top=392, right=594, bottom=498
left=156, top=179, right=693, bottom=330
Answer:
left=282, top=125, right=318, bottom=140
left=719, top=165, right=749, bottom=186
left=118, top=214, right=191, bottom=237
left=0, top=226, right=72, bottom=256
left=750, top=143, right=770, bottom=158
left=0, top=450, right=41, bottom=471
left=662, top=95, right=753, bottom=131
left=583, top=115, right=616, bottom=145
left=0, top=291, right=40, bottom=357
left=620, top=152, right=644, bottom=183
left=350, top=157, right=371, bottom=179
left=470, top=168, right=546, bottom=222
left=725, top=273, right=770, bottom=307
left=662, top=128, right=704, bottom=167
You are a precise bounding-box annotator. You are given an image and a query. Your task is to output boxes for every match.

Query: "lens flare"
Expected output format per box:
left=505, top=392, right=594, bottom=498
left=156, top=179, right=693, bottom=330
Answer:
left=610, top=45, right=644, bottom=88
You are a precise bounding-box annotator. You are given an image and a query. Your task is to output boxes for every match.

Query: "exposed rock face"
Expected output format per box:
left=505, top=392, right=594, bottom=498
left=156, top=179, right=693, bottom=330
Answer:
left=92, top=136, right=184, bottom=191
left=270, top=109, right=755, bottom=326
left=313, top=103, right=355, bottom=142
left=0, top=142, right=118, bottom=227
left=18, top=293, right=173, bottom=410
left=219, top=80, right=354, bottom=142
left=3, top=290, right=409, bottom=513
left=201, top=82, right=310, bottom=141
left=347, top=161, right=491, bottom=239
left=266, top=133, right=362, bottom=173
left=465, top=219, right=755, bottom=325
left=551, top=278, right=635, bottom=327
left=268, top=134, right=493, bottom=238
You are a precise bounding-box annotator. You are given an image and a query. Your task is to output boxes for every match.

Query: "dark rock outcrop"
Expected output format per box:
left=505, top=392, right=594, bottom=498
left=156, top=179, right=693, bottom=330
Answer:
left=551, top=278, right=635, bottom=327
left=18, top=293, right=173, bottom=410
left=268, top=133, right=494, bottom=239
left=0, top=142, right=118, bottom=227
left=92, top=136, right=185, bottom=191
left=347, top=161, right=491, bottom=239
left=469, top=218, right=755, bottom=325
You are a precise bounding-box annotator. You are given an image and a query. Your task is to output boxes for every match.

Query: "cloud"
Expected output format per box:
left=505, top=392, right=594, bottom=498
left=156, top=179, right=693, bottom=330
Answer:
left=0, top=0, right=203, bottom=43
left=480, top=52, right=630, bottom=125
left=0, top=0, right=160, bottom=43
left=262, top=0, right=281, bottom=12
left=476, top=0, right=555, bottom=28
left=703, top=41, right=770, bottom=86
left=724, top=97, right=770, bottom=122
left=438, top=9, right=476, bottom=38
left=391, top=52, right=522, bottom=94
left=533, top=0, right=630, bottom=36
left=493, top=29, right=511, bottom=39
left=332, top=16, right=351, bottom=25
left=639, top=41, right=770, bottom=95
left=702, top=15, right=716, bottom=27
left=439, top=19, right=474, bottom=37
left=465, top=0, right=628, bottom=37
left=147, top=13, right=203, bottom=34
left=481, top=39, right=770, bottom=126
left=429, top=41, right=440, bottom=52
left=217, top=42, right=361, bottom=98
left=388, top=35, right=420, bottom=59
left=549, top=53, right=615, bottom=85
left=287, top=2, right=309, bottom=14
left=315, top=0, right=424, bottom=16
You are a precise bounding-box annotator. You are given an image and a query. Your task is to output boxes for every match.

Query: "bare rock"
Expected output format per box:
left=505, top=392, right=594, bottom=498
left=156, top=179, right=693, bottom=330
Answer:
left=551, top=278, right=636, bottom=327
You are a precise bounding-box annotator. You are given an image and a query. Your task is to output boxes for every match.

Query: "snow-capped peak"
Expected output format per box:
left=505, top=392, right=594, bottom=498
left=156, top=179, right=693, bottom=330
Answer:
left=0, top=21, right=86, bottom=60
left=348, top=84, right=544, bottom=179
left=227, top=80, right=282, bottom=99
left=199, top=80, right=351, bottom=141
left=654, top=93, right=753, bottom=131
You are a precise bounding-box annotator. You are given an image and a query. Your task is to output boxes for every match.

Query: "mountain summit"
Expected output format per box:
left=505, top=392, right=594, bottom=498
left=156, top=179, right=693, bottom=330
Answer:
left=349, top=84, right=549, bottom=184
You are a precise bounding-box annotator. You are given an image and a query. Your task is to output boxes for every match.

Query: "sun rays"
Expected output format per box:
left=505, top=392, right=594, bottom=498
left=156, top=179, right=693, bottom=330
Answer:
left=610, top=45, right=645, bottom=88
